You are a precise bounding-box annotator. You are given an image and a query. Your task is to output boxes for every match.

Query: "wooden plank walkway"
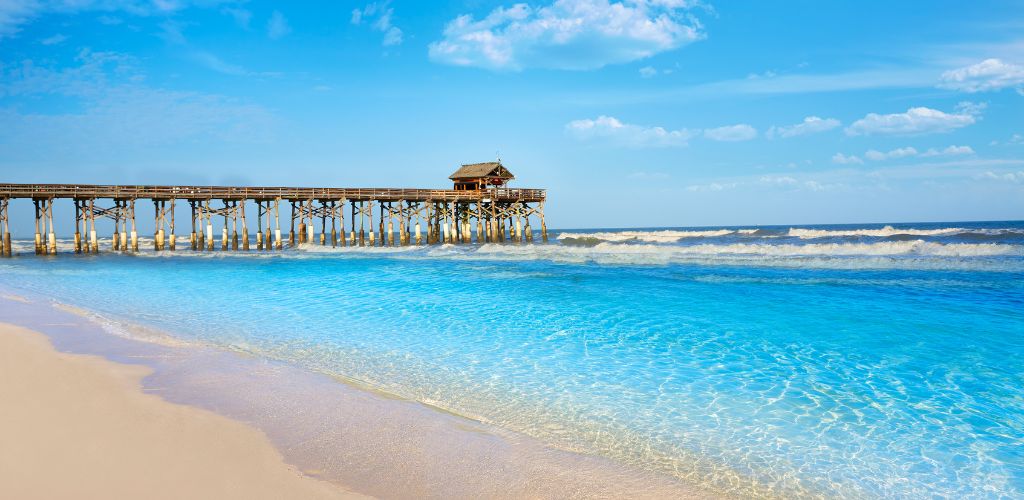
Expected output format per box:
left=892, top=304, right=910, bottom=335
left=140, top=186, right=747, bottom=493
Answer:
left=0, top=184, right=546, bottom=203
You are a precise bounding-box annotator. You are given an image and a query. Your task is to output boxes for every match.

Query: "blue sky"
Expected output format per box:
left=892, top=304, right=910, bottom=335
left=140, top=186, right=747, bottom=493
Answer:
left=1, top=0, right=1023, bottom=229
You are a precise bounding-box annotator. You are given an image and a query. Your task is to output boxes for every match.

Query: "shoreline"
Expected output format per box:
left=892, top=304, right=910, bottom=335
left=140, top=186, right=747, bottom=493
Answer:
left=0, top=320, right=364, bottom=499
left=0, top=290, right=712, bottom=499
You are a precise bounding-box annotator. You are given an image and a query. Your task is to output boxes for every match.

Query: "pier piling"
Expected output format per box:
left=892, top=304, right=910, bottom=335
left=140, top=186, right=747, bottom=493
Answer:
left=0, top=179, right=546, bottom=255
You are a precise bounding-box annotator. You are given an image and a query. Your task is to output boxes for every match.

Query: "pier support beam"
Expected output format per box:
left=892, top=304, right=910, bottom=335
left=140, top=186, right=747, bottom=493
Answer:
left=128, top=199, right=138, bottom=252
left=539, top=201, right=548, bottom=242
left=74, top=200, right=83, bottom=253
left=169, top=198, right=176, bottom=251
left=240, top=200, right=249, bottom=251
left=88, top=199, right=98, bottom=253
left=189, top=201, right=198, bottom=250
left=0, top=198, right=10, bottom=257
left=256, top=201, right=264, bottom=251
left=205, top=200, right=214, bottom=251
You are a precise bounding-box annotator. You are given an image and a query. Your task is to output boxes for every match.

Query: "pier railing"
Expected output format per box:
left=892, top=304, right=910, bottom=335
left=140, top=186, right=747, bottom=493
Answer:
left=0, top=184, right=546, bottom=203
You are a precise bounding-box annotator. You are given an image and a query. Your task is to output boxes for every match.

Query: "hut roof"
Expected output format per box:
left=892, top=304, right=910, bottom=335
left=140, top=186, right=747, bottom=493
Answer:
left=448, top=162, right=515, bottom=181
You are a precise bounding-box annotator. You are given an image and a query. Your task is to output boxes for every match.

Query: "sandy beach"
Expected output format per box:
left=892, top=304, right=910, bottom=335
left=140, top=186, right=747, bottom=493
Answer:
left=0, top=322, right=364, bottom=500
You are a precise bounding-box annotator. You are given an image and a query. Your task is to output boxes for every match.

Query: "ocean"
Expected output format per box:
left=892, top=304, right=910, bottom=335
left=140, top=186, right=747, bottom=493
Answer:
left=1, top=221, right=1022, bottom=498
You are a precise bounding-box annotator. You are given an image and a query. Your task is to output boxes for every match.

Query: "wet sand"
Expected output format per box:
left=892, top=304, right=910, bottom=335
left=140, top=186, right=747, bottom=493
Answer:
left=0, top=321, right=365, bottom=500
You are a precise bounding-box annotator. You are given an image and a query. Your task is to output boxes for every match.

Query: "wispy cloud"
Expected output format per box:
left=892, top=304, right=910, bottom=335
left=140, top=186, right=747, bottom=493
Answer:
left=687, top=158, right=1024, bottom=199
left=267, top=10, right=291, bottom=40
left=839, top=145, right=974, bottom=163
left=97, top=15, right=123, bottom=25
left=920, top=145, right=974, bottom=157
left=704, top=124, right=757, bottom=142
left=189, top=51, right=248, bottom=76
left=428, top=0, right=704, bottom=71
left=639, top=66, right=657, bottom=78
left=939, top=58, right=1024, bottom=93
left=978, top=170, right=1024, bottom=183
left=864, top=147, right=918, bottom=161
left=567, top=116, right=761, bottom=147
left=351, top=2, right=403, bottom=47
left=39, top=33, right=68, bottom=45
left=767, top=116, right=840, bottom=139
left=222, top=7, right=252, bottom=29
left=832, top=153, right=863, bottom=165
left=845, top=103, right=983, bottom=136
left=0, top=0, right=226, bottom=40
left=686, top=67, right=937, bottom=96
left=686, top=181, right=738, bottom=192
left=0, top=49, right=273, bottom=157
left=159, top=20, right=188, bottom=44
left=566, top=116, right=696, bottom=148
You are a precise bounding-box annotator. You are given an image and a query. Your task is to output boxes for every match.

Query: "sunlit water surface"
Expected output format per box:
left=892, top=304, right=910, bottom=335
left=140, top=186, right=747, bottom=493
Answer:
left=2, top=221, right=1023, bottom=498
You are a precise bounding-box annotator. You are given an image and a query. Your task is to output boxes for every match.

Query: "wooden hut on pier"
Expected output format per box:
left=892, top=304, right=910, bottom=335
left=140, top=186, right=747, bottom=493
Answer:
left=449, top=162, right=514, bottom=191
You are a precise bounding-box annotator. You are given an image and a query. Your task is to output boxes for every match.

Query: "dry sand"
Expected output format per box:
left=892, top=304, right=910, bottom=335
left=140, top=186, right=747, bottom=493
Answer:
left=0, top=322, right=368, bottom=500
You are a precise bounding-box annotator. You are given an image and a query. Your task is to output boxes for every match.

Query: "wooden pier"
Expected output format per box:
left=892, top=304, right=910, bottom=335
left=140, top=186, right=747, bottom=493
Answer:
left=0, top=162, right=548, bottom=256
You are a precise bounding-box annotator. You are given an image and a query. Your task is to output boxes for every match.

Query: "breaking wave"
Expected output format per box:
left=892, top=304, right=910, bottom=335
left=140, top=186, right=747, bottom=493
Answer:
left=428, top=240, right=1024, bottom=271
left=786, top=225, right=1024, bottom=239
left=558, top=229, right=749, bottom=243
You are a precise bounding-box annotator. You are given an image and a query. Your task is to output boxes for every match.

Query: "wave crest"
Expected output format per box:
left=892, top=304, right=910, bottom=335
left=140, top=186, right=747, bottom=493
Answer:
left=785, top=226, right=1024, bottom=239
left=558, top=229, right=743, bottom=243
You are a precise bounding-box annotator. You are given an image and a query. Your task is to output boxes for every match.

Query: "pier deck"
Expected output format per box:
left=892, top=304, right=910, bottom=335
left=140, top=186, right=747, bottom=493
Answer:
left=0, top=183, right=548, bottom=256
left=0, top=184, right=546, bottom=203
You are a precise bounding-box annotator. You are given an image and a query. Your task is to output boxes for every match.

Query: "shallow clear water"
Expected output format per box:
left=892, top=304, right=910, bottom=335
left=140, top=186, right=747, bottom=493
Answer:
left=2, top=221, right=1024, bottom=498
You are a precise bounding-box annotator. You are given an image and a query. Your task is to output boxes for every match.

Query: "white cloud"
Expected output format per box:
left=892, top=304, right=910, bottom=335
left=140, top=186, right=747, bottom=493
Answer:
left=267, top=10, right=291, bottom=40
left=352, top=2, right=403, bottom=46
left=639, top=66, right=657, bottom=78
left=39, top=33, right=68, bottom=45
left=428, top=0, right=703, bottom=71
left=845, top=105, right=980, bottom=136
left=856, top=145, right=974, bottom=161
left=686, top=181, right=737, bottom=192
left=864, top=147, right=917, bottom=161
left=703, top=124, right=757, bottom=142
left=566, top=115, right=695, bottom=148
left=939, top=58, right=1024, bottom=93
left=767, top=116, right=840, bottom=139
left=760, top=175, right=798, bottom=186
left=978, top=171, right=1024, bottom=183
left=955, top=100, right=987, bottom=116
left=920, top=145, right=974, bottom=157
left=803, top=180, right=827, bottom=191
left=832, top=153, right=863, bottom=165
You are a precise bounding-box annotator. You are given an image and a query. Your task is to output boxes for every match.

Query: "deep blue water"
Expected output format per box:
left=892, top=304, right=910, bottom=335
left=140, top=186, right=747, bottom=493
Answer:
left=2, top=221, right=1023, bottom=497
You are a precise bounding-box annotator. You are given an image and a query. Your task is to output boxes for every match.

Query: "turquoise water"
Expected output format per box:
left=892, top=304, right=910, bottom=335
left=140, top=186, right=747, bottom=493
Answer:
left=2, top=221, right=1023, bottom=497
